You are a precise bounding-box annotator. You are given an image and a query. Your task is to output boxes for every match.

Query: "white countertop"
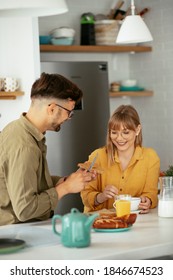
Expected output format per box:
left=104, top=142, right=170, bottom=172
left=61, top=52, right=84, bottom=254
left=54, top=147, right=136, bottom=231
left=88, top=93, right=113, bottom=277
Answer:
left=0, top=208, right=173, bottom=260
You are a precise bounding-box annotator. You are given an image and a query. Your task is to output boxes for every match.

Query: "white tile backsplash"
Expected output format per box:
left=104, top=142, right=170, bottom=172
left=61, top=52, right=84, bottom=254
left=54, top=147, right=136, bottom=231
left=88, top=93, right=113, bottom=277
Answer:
left=130, top=0, right=173, bottom=169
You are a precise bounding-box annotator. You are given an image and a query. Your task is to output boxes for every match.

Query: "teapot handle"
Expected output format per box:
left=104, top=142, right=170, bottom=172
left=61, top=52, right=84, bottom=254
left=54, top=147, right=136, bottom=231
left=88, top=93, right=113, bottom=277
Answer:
left=52, top=215, right=62, bottom=236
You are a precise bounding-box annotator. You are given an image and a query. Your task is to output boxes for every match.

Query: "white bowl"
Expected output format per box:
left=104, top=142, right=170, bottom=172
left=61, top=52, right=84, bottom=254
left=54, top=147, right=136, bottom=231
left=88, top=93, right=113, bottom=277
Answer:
left=50, top=27, right=75, bottom=38
left=121, top=79, right=137, bottom=87
left=130, top=197, right=141, bottom=211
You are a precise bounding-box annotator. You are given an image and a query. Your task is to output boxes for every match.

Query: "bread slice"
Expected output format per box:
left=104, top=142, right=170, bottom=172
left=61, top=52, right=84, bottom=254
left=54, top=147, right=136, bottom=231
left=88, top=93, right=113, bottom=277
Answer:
left=78, top=161, right=104, bottom=174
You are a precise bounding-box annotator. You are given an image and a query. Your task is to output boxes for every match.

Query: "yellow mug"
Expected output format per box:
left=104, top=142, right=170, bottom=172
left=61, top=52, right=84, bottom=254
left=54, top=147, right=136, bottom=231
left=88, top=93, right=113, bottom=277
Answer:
left=113, top=199, right=131, bottom=217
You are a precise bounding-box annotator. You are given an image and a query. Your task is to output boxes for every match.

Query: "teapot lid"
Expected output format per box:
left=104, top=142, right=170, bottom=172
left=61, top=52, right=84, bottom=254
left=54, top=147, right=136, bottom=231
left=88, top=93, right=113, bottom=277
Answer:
left=69, top=208, right=86, bottom=217
left=64, top=208, right=87, bottom=221
left=71, top=208, right=80, bottom=214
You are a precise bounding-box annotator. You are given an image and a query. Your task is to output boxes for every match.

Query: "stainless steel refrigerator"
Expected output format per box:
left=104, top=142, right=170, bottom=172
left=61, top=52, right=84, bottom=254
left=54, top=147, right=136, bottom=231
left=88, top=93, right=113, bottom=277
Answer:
left=41, top=61, right=110, bottom=214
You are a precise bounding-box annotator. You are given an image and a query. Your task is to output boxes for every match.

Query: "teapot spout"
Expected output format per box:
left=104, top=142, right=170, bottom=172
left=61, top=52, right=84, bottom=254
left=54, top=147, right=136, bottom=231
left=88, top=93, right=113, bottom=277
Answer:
left=85, top=213, right=98, bottom=228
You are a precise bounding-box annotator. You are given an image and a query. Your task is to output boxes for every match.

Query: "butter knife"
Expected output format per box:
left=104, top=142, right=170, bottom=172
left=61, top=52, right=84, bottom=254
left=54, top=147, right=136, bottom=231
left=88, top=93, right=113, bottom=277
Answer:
left=87, top=153, right=98, bottom=172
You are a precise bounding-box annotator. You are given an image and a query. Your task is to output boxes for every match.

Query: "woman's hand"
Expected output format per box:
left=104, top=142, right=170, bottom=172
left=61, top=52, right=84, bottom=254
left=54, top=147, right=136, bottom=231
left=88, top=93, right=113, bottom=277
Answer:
left=139, top=196, right=152, bottom=213
left=95, top=185, right=118, bottom=205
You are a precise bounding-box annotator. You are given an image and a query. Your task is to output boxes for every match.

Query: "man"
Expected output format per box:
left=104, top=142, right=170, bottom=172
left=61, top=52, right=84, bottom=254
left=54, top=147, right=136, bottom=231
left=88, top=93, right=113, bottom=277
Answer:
left=0, top=72, right=95, bottom=226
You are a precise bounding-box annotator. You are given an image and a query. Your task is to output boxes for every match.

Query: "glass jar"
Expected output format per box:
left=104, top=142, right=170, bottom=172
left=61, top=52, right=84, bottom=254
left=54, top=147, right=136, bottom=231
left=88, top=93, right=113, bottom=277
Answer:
left=158, top=177, right=173, bottom=217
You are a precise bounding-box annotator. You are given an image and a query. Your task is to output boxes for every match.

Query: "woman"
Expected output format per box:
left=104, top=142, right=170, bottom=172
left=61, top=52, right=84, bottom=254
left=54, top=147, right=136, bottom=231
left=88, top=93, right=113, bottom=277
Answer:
left=81, top=105, right=160, bottom=214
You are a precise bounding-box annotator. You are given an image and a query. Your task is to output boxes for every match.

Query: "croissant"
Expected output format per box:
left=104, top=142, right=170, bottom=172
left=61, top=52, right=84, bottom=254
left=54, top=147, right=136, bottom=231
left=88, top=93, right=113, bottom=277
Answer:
left=93, top=213, right=137, bottom=229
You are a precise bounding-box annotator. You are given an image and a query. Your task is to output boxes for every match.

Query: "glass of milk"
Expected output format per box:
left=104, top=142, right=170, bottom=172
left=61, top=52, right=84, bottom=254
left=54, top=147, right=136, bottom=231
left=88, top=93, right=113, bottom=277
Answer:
left=158, top=177, right=173, bottom=218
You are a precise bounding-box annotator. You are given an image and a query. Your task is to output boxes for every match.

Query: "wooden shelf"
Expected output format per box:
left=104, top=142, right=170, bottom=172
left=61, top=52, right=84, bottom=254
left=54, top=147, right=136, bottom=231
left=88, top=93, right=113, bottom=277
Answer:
left=0, top=91, right=24, bottom=100
left=40, top=45, right=153, bottom=99
left=109, top=91, right=153, bottom=97
left=40, top=45, right=152, bottom=53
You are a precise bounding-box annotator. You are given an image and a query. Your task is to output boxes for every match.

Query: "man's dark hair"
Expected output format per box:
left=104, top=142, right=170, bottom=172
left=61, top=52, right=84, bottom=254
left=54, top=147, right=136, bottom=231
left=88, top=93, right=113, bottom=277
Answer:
left=31, top=72, right=83, bottom=102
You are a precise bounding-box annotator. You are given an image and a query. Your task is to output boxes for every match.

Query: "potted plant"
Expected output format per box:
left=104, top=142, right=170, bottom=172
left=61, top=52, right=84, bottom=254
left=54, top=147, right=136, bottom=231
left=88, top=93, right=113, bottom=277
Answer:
left=160, top=165, right=173, bottom=177
left=159, top=166, right=173, bottom=192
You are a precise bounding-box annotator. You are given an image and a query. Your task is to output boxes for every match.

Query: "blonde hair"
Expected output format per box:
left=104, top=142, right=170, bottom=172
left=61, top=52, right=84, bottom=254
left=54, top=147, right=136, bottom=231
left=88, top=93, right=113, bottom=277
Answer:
left=106, top=105, right=142, bottom=165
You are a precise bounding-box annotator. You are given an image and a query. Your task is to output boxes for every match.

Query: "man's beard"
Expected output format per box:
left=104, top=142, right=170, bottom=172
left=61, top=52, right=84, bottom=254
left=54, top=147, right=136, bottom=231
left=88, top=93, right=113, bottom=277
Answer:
left=54, top=125, right=61, bottom=132
left=51, top=121, right=61, bottom=132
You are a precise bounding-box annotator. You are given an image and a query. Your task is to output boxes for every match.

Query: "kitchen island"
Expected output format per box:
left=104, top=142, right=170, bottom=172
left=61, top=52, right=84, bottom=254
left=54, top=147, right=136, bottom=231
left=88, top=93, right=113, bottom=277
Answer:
left=0, top=208, right=173, bottom=260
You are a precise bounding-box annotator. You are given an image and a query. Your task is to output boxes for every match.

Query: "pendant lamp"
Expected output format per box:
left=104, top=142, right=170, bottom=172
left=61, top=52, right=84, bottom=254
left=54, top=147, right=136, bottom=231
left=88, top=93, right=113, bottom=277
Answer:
left=0, top=0, right=68, bottom=17
left=116, top=0, right=153, bottom=44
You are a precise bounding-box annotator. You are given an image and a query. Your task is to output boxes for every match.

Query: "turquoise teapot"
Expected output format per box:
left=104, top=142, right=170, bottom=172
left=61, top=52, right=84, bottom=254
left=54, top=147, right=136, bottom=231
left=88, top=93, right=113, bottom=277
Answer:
left=52, top=208, right=98, bottom=248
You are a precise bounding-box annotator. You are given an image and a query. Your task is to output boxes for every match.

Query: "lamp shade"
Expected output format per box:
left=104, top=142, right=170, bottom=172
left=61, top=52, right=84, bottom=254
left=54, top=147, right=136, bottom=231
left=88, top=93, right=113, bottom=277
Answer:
left=0, top=0, right=68, bottom=17
left=116, top=15, right=153, bottom=44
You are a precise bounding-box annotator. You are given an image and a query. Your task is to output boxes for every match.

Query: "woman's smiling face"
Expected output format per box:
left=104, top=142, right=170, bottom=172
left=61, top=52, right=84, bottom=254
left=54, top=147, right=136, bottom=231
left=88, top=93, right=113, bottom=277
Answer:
left=110, top=123, right=141, bottom=152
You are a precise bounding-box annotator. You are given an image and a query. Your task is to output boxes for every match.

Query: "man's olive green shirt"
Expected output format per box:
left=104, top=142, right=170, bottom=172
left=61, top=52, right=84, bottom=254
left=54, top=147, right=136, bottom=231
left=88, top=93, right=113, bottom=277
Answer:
left=0, top=114, right=60, bottom=226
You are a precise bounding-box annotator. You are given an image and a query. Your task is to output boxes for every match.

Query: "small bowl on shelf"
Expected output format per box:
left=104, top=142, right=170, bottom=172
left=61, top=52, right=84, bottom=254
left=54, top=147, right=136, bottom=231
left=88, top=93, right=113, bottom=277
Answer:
left=50, top=27, right=75, bottom=38
left=39, top=35, right=51, bottom=45
left=120, top=85, right=144, bottom=92
left=51, top=37, right=74, bottom=46
left=121, top=79, right=137, bottom=87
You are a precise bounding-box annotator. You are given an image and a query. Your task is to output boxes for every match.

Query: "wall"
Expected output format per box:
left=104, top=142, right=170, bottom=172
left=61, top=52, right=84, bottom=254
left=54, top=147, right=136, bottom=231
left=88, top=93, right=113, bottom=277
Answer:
left=39, top=0, right=131, bottom=114
left=39, top=0, right=173, bottom=170
left=129, top=0, right=173, bottom=169
left=0, top=1, right=172, bottom=171
left=0, top=17, right=41, bottom=129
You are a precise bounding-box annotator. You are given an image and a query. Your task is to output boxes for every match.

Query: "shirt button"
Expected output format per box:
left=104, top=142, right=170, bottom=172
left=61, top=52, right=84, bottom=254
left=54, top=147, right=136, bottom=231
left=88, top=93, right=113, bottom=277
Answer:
left=120, top=188, right=122, bottom=191
left=122, top=176, right=124, bottom=179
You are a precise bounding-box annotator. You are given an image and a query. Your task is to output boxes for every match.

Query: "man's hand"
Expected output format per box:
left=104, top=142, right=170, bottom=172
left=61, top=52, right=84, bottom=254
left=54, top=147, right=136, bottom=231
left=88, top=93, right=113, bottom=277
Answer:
left=55, top=169, right=96, bottom=200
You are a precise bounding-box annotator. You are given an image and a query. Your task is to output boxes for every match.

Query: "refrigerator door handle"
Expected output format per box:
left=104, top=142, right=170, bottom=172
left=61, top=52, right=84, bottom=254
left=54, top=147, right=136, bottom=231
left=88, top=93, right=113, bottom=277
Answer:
left=98, top=63, right=107, bottom=71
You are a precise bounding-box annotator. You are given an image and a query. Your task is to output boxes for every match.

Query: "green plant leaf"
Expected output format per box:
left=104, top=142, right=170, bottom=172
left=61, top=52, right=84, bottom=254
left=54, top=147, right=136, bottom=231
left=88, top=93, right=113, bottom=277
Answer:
left=165, top=165, right=173, bottom=176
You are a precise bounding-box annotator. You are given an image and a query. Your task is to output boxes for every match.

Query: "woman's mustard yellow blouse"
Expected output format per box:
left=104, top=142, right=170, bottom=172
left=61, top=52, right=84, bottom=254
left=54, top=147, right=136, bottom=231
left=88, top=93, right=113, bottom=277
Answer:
left=81, top=146, right=160, bottom=213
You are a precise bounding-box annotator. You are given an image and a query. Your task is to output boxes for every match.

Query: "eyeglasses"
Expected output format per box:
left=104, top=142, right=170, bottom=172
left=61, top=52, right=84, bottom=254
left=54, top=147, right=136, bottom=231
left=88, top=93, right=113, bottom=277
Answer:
left=49, top=103, right=74, bottom=118
left=110, top=130, right=134, bottom=140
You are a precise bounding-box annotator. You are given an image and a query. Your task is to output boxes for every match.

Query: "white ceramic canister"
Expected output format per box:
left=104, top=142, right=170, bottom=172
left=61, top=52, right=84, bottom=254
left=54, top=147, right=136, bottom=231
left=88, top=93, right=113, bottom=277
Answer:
left=3, top=77, right=19, bottom=92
